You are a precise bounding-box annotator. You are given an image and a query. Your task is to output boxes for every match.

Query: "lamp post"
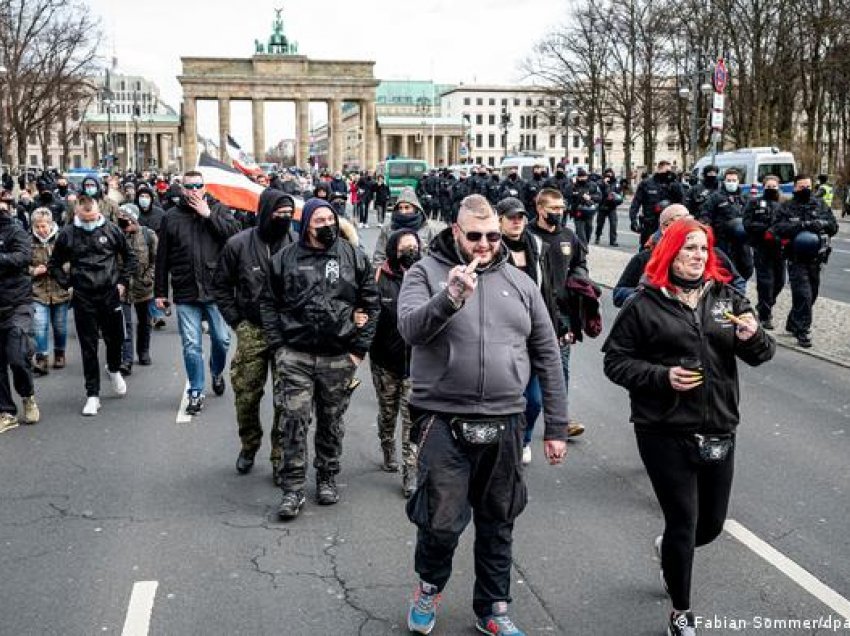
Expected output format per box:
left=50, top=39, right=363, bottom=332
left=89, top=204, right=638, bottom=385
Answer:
left=461, top=113, right=471, bottom=165
left=677, top=68, right=713, bottom=168
left=0, top=62, right=7, bottom=168
left=499, top=106, right=512, bottom=162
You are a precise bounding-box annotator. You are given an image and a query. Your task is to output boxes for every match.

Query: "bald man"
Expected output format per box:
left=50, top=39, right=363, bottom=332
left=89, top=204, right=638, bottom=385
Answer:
left=398, top=194, right=568, bottom=635
left=613, top=204, right=746, bottom=307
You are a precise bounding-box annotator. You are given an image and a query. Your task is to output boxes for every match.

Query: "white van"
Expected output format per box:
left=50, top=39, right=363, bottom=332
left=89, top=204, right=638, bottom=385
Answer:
left=692, top=147, right=796, bottom=195
left=499, top=156, right=549, bottom=181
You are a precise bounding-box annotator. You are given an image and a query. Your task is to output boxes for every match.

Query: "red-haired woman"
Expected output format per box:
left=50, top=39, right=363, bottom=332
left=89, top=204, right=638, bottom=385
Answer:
left=602, top=218, right=775, bottom=636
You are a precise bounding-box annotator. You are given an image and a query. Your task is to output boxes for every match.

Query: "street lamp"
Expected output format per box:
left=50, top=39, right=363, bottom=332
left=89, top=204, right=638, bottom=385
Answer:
left=499, top=106, right=512, bottom=162
left=461, top=113, right=471, bottom=165
left=678, top=68, right=713, bottom=167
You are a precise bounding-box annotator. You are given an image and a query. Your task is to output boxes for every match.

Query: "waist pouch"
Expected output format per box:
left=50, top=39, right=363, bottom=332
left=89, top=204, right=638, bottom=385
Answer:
left=450, top=417, right=509, bottom=445
left=688, top=433, right=734, bottom=464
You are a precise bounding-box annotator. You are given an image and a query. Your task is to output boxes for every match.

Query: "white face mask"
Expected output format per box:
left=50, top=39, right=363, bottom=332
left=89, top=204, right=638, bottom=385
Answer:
left=724, top=181, right=738, bottom=193
left=138, top=196, right=151, bottom=209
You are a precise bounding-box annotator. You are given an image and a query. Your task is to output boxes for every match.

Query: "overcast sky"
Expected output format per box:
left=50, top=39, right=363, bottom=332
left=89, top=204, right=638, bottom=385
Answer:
left=85, top=0, right=566, bottom=152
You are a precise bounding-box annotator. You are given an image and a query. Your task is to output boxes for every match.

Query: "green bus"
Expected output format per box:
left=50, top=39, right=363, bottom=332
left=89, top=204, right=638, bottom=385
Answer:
left=377, top=159, right=428, bottom=204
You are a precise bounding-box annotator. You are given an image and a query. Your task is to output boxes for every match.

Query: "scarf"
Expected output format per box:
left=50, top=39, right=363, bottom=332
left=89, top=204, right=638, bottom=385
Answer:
left=503, top=234, right=537, bottom=284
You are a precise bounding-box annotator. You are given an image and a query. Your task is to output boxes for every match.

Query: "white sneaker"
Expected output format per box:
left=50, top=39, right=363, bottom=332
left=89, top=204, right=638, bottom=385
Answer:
left=82, top=396, right=101, bottom=416
left=522, top=444, right=532, bottom=465
left=108, top=368, right=127, bottom=396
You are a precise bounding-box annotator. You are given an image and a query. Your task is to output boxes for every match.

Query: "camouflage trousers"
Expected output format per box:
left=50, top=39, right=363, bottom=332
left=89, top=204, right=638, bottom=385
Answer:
left=230, top=322, right=282, bottom=464
left=273, top=347, right=358, bottom=492
left=370, top=360, right=416, bottom=470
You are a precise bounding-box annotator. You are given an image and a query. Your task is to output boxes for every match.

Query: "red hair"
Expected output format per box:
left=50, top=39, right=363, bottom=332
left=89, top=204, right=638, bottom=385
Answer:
left=644, top=218, right=731, bottom=289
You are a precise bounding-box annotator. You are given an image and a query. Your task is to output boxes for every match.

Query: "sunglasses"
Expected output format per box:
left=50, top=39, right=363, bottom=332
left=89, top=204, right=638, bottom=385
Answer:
left=459, top=227, right=502, bottom=243
left=183, top=183, right=204, bottom=190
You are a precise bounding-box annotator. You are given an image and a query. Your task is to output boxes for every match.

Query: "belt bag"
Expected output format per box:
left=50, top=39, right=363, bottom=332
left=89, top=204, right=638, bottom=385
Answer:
left=450, top=417, right=509, bottom=445
left=692, top=433, right=734, bottom=463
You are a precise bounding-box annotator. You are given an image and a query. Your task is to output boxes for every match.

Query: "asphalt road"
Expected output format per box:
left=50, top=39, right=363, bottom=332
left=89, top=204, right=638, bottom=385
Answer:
left=2, top=225, right=850, bottom=635
left=596, top=206, right=850, bottom=304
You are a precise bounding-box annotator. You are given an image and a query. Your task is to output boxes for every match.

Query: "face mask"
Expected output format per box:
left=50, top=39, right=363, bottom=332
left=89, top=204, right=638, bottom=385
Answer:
left=398, top=249, right=421, bottom=270
left=724, top=181, right=738, bottom=193
left=545, top=212, right=562, bottom=228
left=57, top=185, right=68, bottom=195
left=556, top=171, right=565, bottom=177
left=509, top=173, right=517, bottom=181
left=84, top=186, right=98, bottom=197
left=117, top=218, right=131, bottom=229
left=703, top=175, right=718, bottom=189
left=392, top=209, right=422, bottom=230
left=78, top=218, right=101, bottom=231
left=576, top=178, right=587, bottom=186
left=138, top=196, right=151, bottom=209
left=763, top=188, right=779, bottom=202
left=793, top=187, right=812, bottom=204
left=315, top=225, right=337, bottom=247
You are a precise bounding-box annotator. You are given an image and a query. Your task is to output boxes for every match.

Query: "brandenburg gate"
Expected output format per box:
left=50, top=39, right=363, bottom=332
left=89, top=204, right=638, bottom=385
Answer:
left=177, top=10, right=378, bottom=171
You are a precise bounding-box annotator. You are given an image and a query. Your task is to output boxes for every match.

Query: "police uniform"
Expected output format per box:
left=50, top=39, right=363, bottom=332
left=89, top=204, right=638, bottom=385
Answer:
left=595, top=175, right=623, bottom=245
left=699, top=188, right=753, bottom=280
left=628, top=174, right=685, bottom=246
left=773, top=195, right=838, bottom=343
left=742, top=194, right=785, bottom=326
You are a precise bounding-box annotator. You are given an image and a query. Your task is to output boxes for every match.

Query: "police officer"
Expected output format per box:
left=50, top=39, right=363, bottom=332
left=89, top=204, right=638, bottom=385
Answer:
left=212, top=190, right=297, bottom=480
left=742, top=175, right=785, bottom=330
left=451, top=169, right=472, bottom=223
left=567, top=168, right=602, bottom=245
left=815, top=174, right=834, bottom=209
left=685, top=164, right=720, bottom=217
left=523, top=163, right=548, bottom=215
left=699, top=168, right=753, bottom=280
left=486, top=169, right=501, bottom=206
left=438, top=169, right=456, bottom=224
left=544, top=164, right=571, bottom=200
left=497, top=166, right=526, bottom=203
left=418, top=169, right=441, bottom=221
left=629, top=160, right=685, bottom=247
left=773, top=174, right=838, bottom=348
left=595, top=168, right=623, bottom=246
left=469, top=165, right=490, bottom=198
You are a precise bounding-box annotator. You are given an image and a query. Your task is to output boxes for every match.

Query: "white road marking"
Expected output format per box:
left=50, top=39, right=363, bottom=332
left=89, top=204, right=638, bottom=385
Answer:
left=176, top=381, right=191, bottom=424
left=831, top=248, right=850, bottom=255
left=725, top=519, right=850, bottom=620
left=121, top=580, right=158, bottom=636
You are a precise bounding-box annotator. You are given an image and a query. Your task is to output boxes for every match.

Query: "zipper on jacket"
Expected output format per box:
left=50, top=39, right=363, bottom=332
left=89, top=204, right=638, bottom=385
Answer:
left=478, top=275, right=486, bottom=400
left=694, top=302, right=709, bottom=430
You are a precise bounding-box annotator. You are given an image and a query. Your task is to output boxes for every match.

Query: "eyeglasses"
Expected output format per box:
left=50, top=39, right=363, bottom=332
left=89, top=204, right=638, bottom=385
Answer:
left=183, top=183, right=204, bottom=190
left=459, top=226, right=502, bottom=243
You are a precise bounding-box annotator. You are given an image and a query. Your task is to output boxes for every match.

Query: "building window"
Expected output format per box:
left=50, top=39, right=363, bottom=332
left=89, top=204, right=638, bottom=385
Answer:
left=667, top=142, right=677, bottom=151
left=488, top=156, right=495, bottom=166
left=550, top=99, right=557, bottom=106
left=514, top=98, right=520, bottom=106
left=476, top=156, right=483, bottom=164
left=476, top=114, right=483, bottom=125
left=489, top=114, right=495, bottom=125
left=476, top=98, right=483, bottom=106
left=561, top=135, right=567, bottom=147
left=72, top=131, right=81, bottom=146
left=464, top=97, right=471, bottom=106
left=73, top=155, right=82, bottom=169
left=501, top=134, right=507, bottom=148
left=488, top=98, right=495, bottom=106
left=572, top=116, right=580, bottom=127
left=29, top=155, right=37, bottom=167
left=532, top=135, right=537, bottom=149
left=538, top=98, right=544, bottom=106
left=526, top=98, right=532, bottom=106
left=549, top=134, right=556, bottom=148
left=573, top=135, right=580, bottom=148
left=605, top=140, right=614, bottom=150
left=549, top=115, right=556, bottom=126
left=476, top=133, right=483, bottom=147
left=519, top=115, right=524, bottom=129
left=501, top=98, right=507, bottom=106
left=488, top=134, right=495, bottom=148
left=28, top=133, right=36, bottom=145
left=532, top=116, right=538, bottom=129
left=120, top=81, right=126, bottom=91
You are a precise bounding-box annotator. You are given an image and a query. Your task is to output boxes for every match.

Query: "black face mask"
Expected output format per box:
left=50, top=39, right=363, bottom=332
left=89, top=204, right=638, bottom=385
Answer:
left=57, top=185, right=68, bottom=195
left=576, top=178, right=587, bottom=186
left=117, top=218, right=131, bottom=229
left=545, top=212, right=562, bottom=228
left=556, top=171, right=565, bottom=178
left=703, top=175, right=718, bottom=189
left=509, top=173, right=517, bottom=181
left=398, top=249, right=421, bottom=270
left=763, top=188, right=779, bottom=202
left=793, top=188, right=812, bottom=204
left=315, top=225, right=337, bottom=247
left=655, top=171, right=671, bottom=183
left=392, top=210, right=422, bottom=230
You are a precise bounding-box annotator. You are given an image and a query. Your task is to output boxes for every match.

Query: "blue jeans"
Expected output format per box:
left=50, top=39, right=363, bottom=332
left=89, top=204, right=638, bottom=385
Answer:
left=523, top=342, right=571, bottom=445
left=175, top=302, right=231, bottom=395
left=32, top=301, right=68, bottom=355
left=149, top=301, right=166, bottom=321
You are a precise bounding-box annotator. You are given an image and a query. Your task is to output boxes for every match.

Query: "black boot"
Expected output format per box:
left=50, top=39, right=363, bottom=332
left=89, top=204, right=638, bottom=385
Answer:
left=381, top=444, right=399, bottom=473
left=236, top=449, right=255, bottom=474
left=402, top=466, right=416, bottom=499
left=316, top=474, right=339, bottom=505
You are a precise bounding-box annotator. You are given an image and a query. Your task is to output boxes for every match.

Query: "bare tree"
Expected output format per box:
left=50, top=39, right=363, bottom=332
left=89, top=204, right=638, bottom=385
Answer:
left=0, top=0, right=101, bottom=169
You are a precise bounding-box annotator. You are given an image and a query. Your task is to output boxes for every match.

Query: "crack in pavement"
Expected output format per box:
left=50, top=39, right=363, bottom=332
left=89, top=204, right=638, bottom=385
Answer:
left=511, top=557, right=564, bottom=632
left=47, top=502, right=157, bottom=524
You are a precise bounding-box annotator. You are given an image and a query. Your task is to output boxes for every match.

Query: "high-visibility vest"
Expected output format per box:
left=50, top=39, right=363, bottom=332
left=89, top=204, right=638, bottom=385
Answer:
left=819, top=183, right=834, bottom=207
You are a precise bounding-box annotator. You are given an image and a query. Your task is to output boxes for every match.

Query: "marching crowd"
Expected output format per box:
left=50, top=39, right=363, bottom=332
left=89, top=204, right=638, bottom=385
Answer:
left=1, top=158, right=839, bottom=635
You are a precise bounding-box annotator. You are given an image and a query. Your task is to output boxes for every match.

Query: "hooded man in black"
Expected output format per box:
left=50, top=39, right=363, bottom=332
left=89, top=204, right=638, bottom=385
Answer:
left=135, top=183, right=166, bottom=233
left=213, top=189, right=297, bottom=479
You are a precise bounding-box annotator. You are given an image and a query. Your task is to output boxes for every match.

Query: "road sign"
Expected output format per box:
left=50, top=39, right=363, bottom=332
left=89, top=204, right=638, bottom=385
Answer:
left=713, top=93, right=725, bottom=110
left=713, top=58, right=728, bottom=94
left=711, top=110, right=724, bottom=129
left=459, top=143, right=469, bottom=158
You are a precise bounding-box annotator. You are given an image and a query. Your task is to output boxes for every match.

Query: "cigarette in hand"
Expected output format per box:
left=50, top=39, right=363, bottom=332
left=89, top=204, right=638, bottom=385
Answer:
left=723, top=311, right=750, bottom=327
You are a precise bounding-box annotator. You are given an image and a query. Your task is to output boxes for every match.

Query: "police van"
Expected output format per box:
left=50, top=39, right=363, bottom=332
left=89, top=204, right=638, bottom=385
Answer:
left=692, top=147, right=796, bottom=196
left=499, top=155, right=549, bottom=181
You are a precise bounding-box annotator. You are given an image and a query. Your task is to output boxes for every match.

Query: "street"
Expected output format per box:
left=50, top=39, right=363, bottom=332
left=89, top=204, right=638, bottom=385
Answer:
left=2, top=225, right=850, bottom=636
left=602, top=206, right=850, bottom=304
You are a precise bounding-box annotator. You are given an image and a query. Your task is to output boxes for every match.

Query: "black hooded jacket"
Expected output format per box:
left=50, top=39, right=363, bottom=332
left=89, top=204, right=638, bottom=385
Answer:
left=0, top=215, right=33, bottom=310
left=135, top=184, right=166, bottom=233
left=212, top=190, right=297, bottom=329
left=154, top=195, right=240, bottom=303
left=370, top=229, right=419, bottom=377
left=259, top=202, right=380, bottom=357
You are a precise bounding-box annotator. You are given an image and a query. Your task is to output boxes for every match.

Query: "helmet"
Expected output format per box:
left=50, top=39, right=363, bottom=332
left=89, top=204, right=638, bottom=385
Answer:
left=792, top=230, right=821, bottom=258
left=724, top=217, right=747, bottom=243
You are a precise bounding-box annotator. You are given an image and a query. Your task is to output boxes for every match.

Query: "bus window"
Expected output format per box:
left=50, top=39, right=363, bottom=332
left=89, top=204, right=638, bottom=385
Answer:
left=757, top=163, right=795, bottom=184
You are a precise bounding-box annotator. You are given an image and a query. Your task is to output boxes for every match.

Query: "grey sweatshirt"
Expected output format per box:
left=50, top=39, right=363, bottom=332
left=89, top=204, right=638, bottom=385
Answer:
left=397, top=229, right=569, bottom=441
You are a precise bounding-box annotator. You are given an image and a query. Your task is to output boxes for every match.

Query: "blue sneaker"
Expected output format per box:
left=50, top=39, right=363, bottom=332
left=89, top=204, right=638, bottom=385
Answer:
left=407, top=582, right=440, bottom=634
left=475, top=601, right=525, bottom=635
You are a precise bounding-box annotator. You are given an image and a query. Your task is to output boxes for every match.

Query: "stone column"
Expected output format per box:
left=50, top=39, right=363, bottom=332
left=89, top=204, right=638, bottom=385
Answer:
left=330, top=98, right=343, bottom=173
left=218, top=97, right=230, bottom=162
left=358, top=102, right=367, bottom=169
left=295, top=98, right=310, bottom=168
left=365, top=99, right=377, bottom=170
left=380, top=134, right=388, bottom=162
left=441, top=135, right=449, bottom=167
left=182, top=96, right=197, bottom=171
left=252, top=99, right=265, bottom=162
left=400, top=134, right=409, bottom=158
left=161, top=134, right=172, bottom=171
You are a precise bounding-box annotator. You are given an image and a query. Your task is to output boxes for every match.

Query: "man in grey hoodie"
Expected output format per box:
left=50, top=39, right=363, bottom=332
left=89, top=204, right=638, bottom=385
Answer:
left=398, top=194, right=568, bottom=636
